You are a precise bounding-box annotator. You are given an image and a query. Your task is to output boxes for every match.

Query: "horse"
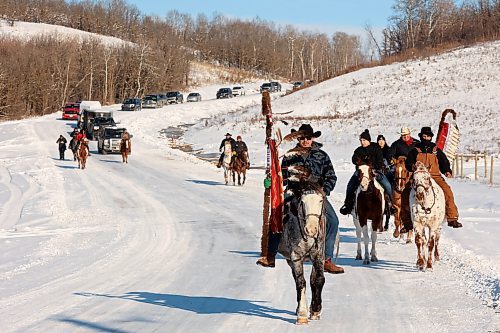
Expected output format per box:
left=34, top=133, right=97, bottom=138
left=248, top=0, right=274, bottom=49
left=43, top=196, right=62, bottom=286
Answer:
left=120, top=138, right=131, bottom=163
left=392, top=156, right=413, bottom=243
left=410, top=161, right=446, bottom=271
left=352, top=163, right=385, bottom=265
left=278, top=182, right=326, bottom=325
left=231, top=151, right=248, bottom=185
left=77, top=139, right=89, bottom=169
left=222, top=141, right=233, bottom=185
left=69, top=137, right=78, bottom=161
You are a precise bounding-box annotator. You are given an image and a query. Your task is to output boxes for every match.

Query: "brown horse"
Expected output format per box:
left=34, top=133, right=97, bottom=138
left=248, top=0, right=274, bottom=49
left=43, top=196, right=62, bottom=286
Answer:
left=120, top=138, right=131, bottom=163
left=77, top=140, right=89, bottom=169
left=392, top=157, right=413, bottom=243
left=231, top=151, right=248, bottom=185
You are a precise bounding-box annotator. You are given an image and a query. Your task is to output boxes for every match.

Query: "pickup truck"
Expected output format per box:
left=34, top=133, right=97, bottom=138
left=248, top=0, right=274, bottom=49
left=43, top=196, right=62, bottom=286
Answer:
left=97, top=127, right=128, bottom=154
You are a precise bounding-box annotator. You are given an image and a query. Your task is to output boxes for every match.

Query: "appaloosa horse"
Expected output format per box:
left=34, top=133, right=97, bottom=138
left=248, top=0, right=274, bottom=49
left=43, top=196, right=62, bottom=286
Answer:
left=222, top=141, right=233, bottom=185
left=410, top=161, right=446, bottom=271
left=78, top=140, right=89, bottom=169
left=120, top=137, right=131, bottom=163
left=392, top=156, right=413, bottom=243
left=278, top=182, right=326, bottom=325
left=231, top=151, right=247, bottom=185
left=352, top=163, right=385, bottom=265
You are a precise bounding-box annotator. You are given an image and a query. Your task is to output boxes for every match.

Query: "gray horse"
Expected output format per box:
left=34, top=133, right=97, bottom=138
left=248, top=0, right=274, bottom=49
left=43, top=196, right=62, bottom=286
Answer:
left=278, top=182, right=326, bottom=325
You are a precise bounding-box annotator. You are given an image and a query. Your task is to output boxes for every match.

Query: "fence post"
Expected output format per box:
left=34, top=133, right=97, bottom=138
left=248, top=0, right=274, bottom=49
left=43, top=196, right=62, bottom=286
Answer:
left=490, top=156, right=494, bottom=185
left=484, top=153, right=487, bottom=178
left=460, top=155, right=464, bottom=178
left=474, top=153, right=478, bottom=180
left=455, top=155, right=459, bottom=178
left=452, top=156, right=456, bottom=176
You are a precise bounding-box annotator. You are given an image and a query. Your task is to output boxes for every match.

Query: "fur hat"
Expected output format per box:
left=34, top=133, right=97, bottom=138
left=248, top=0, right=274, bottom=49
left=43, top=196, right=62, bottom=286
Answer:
left=399, top=126, right=411, bottom=135
left=359, top=129, right=371, bottom=141
left=418, top=126, right=434, bottom=139
left=291, top=124, right=321, bottom=138
left=377, top=134, right=386, bottom=142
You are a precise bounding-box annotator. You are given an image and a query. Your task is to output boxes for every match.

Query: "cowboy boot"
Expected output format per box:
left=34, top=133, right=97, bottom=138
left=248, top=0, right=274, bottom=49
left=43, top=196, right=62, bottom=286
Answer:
left=256, top=255, right=275, bottom=268
left=447, top=219, right=462, bottom=228
left=324, top=258, right=344, bottom=274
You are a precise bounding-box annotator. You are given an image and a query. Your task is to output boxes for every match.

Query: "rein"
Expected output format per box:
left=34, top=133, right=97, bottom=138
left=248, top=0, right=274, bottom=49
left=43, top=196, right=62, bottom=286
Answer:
left=413, top=182, right=436, bottom=214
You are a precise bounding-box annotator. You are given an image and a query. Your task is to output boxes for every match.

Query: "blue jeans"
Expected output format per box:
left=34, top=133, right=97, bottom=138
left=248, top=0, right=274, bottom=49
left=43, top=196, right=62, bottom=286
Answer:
left=345, top=170, right=392, bottom=202
left=268, top=197, right=339, bottom=260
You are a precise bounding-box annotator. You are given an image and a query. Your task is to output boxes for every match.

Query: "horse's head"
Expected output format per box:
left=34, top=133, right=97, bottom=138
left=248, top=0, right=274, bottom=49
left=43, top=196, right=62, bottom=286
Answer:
left=394, top=156, right=409, bottom=192
left=357, top=164, right=374, bottom=192
left=412, top=161, right=432, bottom=202
left=224, top=142, right=232, bottom=155
left=294, top=183, right=325, bottom=238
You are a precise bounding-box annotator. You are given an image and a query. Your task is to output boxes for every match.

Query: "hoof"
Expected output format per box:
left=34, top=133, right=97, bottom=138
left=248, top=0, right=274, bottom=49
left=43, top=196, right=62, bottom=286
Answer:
left=371, top=255, right=378, bottom=262
left=363, top=259, right=370, bottom=265
left=426, top=262, right=433, bottom=270
left=355, top=253, right=362, bottom=260
left=296, top=317, right=308, bottom=325
left=416, top=258, right=425, bottom=270
left=309, top=312, right=321, bottom=320
left=435, top=255, right=440, bottom=262
left=405, top=238, right=412, bottom=244
left=393, top=230, right=400, bottom=238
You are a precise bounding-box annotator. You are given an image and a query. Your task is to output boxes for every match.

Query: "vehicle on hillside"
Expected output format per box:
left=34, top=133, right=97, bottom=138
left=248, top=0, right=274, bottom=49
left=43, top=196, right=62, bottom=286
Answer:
left=260, top=81, right=282, bottom=93
left=88, top=116, right=116, bottom=140
left=216, top=88, right=233, bottom=99
left=166, top=91, right=184, bottom=104
left=78, top=109, right=113, bottom=133
left=97, top=127, right=129, bottom=154
left=62, top=102, right=80, bottom=120
left=186, top=92, right=202, bottom=102
left=142, top=94, right=163, bottom=108
left=232, top=86, right=246, bottom=96
left=121, top=98, right=142, bottom=111
left=270, top=81, right=282, bottom=92
left=292, top=81, right=304, bottom=90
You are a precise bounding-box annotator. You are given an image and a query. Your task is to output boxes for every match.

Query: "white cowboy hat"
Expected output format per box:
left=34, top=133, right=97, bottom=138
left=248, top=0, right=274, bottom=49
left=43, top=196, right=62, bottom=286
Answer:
left=399, top=126, right=411, bottom=135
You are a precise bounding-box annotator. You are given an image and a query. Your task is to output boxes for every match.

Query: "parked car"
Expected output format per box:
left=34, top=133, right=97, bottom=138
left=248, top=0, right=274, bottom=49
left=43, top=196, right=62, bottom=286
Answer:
left=292, top=81, right=304, bottom=90
left=121, top=98, right=142, bottom=111
left=97, top=127, right=128, bottom=154
left=232, top=86, right=246, bottom=96
left=166, top=91, right=183, bottom=104
left=216, top=88, right=233, bottom=99
left=88, top=116, right=116, bottom=140
left=142, top=94, right=163, bottom=108
left=187, top=92, right=202, bottom=102
left=270, top=81, right=282, bottom=92
left=62, top=102, right=80, bottom=120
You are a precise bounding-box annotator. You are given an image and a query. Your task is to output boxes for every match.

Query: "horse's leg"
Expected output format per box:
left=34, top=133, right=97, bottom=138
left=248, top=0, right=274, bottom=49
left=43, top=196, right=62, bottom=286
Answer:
left=287, top=258, right=308, bottom=325
left=361, top=223, right=370, bottom=265
left=427, top=227, right=435, bottom=270
left=237, top=171, right=241, bottom=186
left=414, top=223, right=425, bottom=270
left=371, top=225, right=378, bottom=262
left=406, top=229, right=413, bottom=244
left=353, top=217, right=362, bottom=260
left=309, top=256, right=325, bottom=320
left=434, top=227, right=441, bottom=262
left=232, top=170, right=236, bottom=186
left=242, top=170, right=246, bottom=185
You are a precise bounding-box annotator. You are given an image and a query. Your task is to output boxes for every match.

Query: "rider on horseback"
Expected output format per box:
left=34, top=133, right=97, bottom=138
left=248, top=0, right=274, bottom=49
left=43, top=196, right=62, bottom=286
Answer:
left=234, top=135, right=250, bottom=169
left=256, top=124, right=344, bottom=274
left=216, top=133, right=236, bottom=168
left=76, top=129, right=90, bottom=155
left=339, top=129, right=395, bottom=216
left=402, top=126, right=462, bottom=228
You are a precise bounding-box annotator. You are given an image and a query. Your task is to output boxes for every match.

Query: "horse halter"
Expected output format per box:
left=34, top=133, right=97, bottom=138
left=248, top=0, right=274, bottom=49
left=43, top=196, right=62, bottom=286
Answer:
left=412, top=173, right=436, bottom=214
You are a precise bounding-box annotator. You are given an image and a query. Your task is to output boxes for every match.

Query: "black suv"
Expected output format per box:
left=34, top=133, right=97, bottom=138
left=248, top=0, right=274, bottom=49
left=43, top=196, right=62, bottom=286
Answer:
left=260, top=81, right=282, bottom=93
left=216, top=88, right=233, bottom=99
left=88, top=116, right=116, bottom=140
left=121, top=98, right=142, bottom=111
left=166, top=91, right=183, bottom=104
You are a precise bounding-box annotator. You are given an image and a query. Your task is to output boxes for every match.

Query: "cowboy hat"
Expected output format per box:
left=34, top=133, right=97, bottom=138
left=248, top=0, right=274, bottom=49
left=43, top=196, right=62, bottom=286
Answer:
left=225, top=133, right=232, bottom=136
left=399, top=126, right=411, bottom=135
left=290, top=124, right=321, bottom=138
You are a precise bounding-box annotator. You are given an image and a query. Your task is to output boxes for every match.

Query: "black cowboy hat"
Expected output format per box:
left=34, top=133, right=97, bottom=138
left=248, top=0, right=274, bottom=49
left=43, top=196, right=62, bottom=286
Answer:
left=418, top=126, right=434, bottom=138
left=290, top=124, right=321, bottom=138
left=225, top=133, right=232, bottom=136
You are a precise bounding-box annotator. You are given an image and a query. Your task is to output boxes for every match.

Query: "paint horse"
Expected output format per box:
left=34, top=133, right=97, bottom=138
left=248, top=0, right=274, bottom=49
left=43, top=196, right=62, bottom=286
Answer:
left=392, top=156, right=413, bottom=243
left=278, top=181, right=326, bottom=325
left=410, top=161, right=445, bottom=271
left=352, top=162, right=385, bottom=264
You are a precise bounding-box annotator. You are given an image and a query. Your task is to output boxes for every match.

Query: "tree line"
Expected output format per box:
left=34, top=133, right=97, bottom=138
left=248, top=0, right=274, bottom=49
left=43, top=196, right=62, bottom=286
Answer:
left=0, top=0, right=499, bottom=119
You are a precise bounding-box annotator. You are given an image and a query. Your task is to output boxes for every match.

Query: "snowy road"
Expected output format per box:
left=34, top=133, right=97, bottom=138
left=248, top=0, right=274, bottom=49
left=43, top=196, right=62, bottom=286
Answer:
left=0, top=108, right=498, bottom=333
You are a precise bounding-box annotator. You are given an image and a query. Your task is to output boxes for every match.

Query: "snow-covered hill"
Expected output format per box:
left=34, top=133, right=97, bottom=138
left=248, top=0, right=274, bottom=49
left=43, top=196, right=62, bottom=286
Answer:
left=0, top=22, right=499, bottom=332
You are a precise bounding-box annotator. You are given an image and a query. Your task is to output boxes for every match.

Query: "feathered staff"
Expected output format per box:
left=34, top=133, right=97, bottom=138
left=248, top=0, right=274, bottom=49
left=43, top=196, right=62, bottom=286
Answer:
left=260, top=91, right=284, bottom=258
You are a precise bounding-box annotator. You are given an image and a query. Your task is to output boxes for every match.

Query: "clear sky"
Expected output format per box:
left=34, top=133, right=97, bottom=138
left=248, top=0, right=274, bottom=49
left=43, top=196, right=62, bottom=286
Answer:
left=128, top=0, right=395, bottom=37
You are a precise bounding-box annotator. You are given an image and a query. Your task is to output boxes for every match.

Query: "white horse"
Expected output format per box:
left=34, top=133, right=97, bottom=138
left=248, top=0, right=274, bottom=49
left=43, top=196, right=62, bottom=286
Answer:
left=410, top=161, right=446, bottom=271
left=222, top=141, right=234, bottom=185
left=352, top=163, right=385, bottom=265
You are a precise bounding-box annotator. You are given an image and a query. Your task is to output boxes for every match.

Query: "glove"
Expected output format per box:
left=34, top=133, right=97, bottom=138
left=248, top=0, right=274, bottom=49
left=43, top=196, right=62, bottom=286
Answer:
left=232, top=151, right=237, bottom=156
left=263, top=177, right=271, bottom=189
left=445, top=172, right=452, bottom=178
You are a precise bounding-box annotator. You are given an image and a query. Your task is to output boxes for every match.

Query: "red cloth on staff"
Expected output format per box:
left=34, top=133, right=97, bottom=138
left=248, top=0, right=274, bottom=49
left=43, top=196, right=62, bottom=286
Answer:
left=269, top=139, right=284, bottom=233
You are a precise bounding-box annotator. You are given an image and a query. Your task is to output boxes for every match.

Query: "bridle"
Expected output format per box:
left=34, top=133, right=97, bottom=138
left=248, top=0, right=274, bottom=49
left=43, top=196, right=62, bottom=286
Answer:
left=412, top=170, right=436, bottom=214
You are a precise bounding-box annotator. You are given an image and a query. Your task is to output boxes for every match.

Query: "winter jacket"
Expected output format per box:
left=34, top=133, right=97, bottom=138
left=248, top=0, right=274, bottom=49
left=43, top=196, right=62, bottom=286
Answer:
left=405, top=140, right=451, bottom=175
left=219, top=138, right=236, bottom=152
left=352, top=142, right=384, bottom=171
left=388, top=137, right=420, bottom=161
left=380, top=144, right=391, bottom=167
left=281, top=142, right=337, bottom=196
left=234, top=141, right=248, bottom=154
left=56, top=137, right=67, bottom=151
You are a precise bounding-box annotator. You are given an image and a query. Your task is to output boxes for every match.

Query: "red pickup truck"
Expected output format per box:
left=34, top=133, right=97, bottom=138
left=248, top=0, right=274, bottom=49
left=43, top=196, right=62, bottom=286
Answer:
left=62, top=102, right=80, bottom=120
